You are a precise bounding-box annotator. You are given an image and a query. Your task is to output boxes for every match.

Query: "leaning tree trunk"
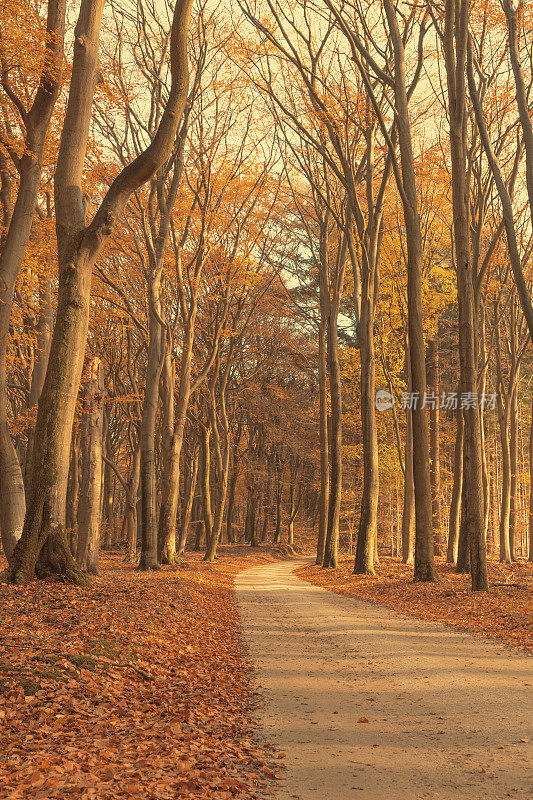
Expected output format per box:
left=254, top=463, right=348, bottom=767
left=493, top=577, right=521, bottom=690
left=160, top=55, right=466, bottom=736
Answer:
left=77, top=358, right=104, bottom=574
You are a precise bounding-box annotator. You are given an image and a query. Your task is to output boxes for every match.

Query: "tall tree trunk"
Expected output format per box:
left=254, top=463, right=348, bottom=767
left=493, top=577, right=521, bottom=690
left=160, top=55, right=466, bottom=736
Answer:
left=402, top=341, right=415, bottom=564
left=428, top=332, right=443, bottom=554
left=509, top=385, right=518, bottom=561
left=140, top=299, right=164, bottom=570
left=274, top=481, right=282, bottom=544
left=443, top=0, right=487, bottom=589
left=77, top=358, right=104, bottom=574
left=447, top=404, right=463, bottom=563
left=323, top=310, right=342, bottom=568
left=101, top=422, right=114, bottom=548
left=316, top=312, right=329, bottom=564
left=158, top=341, right=177, bottom=564
left=199, top=426, right=213, bottom=555
left=157, top=292, right=198, bottom=564
left=456, top=479, right=471, bottom=573
left=354, top=241, right=379, bottom=575
left=383, top=0, right=436, bottom=582
left=498, top=400, right=512, bottom=564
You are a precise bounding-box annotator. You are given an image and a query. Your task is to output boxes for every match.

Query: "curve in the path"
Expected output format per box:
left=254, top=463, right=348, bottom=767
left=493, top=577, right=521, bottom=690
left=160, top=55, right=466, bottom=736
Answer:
left=235, top=559, right=532, bottom=800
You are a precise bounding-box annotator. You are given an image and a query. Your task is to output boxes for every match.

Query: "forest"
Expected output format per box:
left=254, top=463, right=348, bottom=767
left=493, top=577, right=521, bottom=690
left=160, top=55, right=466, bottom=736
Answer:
left=1, top=0, right=532, bottom=589
left=1, top=1, right=532, bottom=798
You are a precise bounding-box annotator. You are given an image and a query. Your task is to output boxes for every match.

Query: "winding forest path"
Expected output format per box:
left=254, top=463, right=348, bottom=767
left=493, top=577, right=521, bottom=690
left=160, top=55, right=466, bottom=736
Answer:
left=235, top=559, right=532, bottom=800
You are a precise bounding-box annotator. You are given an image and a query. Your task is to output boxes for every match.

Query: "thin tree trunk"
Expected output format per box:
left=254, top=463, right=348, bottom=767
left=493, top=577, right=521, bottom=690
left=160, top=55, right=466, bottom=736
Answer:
left=447, top=404, right=463, bottom=563
left=428, top=332, right=443, bottom=554
left=76, top=358, right=104, bottom=574
left=178, top=445, right=199, bottom=555
left=498, top=401, right=512, bottom=564
left=456, top=479, right=471, bottom=574
left=140, top=299, right=164, bottom=570
left=383, top=0, right=436, bottom=582
left=200, top=426, right=213, bottom=555
left=509, top=385, right=518, bottom=561
left=158, top=341, right=177, bottom=564
left=354, top=218, right=379, bottom=575
left=529, top=398, right=533, bottom=562
left=402, top=342, right=415, bottom=564
left=323, top=309, right=342, bottom=568
left=66, top=428, right=81, bottom=554
left=125, top=445, right=141, bottom=562
left=274, top=482, right=282, bottom=544
left=317, top=312, right=329, bottom=564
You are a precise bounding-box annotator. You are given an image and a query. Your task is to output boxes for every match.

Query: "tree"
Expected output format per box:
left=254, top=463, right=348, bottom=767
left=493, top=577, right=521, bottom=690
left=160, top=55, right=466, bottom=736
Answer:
left=8, top=0, right=195, bottom=585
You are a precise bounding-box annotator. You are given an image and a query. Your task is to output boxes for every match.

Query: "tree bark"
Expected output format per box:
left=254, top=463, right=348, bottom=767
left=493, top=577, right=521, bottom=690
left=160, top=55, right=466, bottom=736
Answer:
left=402, top=341, right=415, bottom=564
left=66, top=428, right=81, bottom=554
left=509, top=385, right=518, bottom=561
left=428, top=333, right=443, bottom=554
left=178, top=445, right=199, bottom=555
left=77, top=358, right=104, bottom=574
left=316, top=311, right=329, bottom=564
left=447, top=404, right=463, bottom=563
left=139, top=298, right=164, bottom=570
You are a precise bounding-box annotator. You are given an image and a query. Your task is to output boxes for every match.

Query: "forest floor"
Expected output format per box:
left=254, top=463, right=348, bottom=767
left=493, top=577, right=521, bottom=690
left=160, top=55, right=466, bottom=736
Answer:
left=296, top=555, right=533, bottom=652
left=0, top=546, right=293, bottom=800
left=236, top=559, right=533, bottom=800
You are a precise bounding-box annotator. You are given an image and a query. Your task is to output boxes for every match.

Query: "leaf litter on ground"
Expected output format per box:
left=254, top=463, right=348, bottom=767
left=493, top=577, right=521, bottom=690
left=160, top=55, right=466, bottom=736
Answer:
left=0, top=548, right=289, bottom=800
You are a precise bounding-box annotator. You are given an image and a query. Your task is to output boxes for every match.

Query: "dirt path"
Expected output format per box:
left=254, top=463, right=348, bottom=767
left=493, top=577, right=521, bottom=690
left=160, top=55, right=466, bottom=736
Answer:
left=235, top=559, right=532, bottom=800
